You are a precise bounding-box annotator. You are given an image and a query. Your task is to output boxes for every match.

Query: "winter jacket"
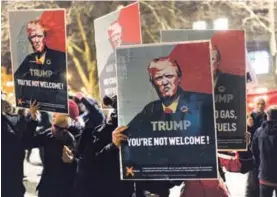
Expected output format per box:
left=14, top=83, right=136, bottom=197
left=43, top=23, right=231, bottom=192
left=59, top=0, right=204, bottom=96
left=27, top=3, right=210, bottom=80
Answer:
left=80, top=117, right=178, bottom=197
left=180, top=150, right=253, bottom=197
left=25, top=124, right=81, bottom=197
left=81, top=122, right=134, bottom=197
left=73, top=98, right=105, bottom=197
left=251, top=120, right=277, bottom=184
left=76, top=96, right=105, bottom=165
left=1, top=114, right=37, bottom=197
left=248, top=111, right=267, bottom=141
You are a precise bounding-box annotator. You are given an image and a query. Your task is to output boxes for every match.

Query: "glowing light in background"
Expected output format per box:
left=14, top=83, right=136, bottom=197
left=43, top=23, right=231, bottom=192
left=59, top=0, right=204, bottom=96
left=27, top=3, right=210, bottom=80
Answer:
left=67, top=73, right=71, bottom=80
left=6, top=81, right=14, bottom=87
left=213, top=18, right=229, bottom=30
left=193, top=21, right=207, bottom=30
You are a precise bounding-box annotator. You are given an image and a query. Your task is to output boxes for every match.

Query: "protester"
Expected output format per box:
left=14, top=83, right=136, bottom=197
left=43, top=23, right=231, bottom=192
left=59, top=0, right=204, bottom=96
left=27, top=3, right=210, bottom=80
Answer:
left=1, top=98, right=37, bottom=197
left=67, top=99, right=85, bottom=141
left=80, top=95, right=178, bottom=197
left=74, top=92, right=105, bottom=128
left=72, top=93, right=105, bottom=196
left=246, top=98, right=267, bottom=197
left=248, top=98, right=267, bottom=140
left=24, top=100, right=81, bottom=197
left=252, top=106, right=277, bottom=197
left=73, top=93, right=105, bottom=160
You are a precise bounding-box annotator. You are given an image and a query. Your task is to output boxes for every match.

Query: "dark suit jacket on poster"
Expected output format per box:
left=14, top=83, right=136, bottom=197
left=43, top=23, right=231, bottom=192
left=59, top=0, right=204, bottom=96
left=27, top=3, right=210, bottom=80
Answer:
left=99, top=53, right=116, bottom=98
left=121, top=88, right=216, bottom=175
left=14, top=47, right=67, bottom=113
left=215, top=71, right=246, bottom=149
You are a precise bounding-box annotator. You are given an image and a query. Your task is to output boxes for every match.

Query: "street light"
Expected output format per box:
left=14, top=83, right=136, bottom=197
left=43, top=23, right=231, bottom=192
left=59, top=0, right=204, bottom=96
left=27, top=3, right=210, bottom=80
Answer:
left=81, top=87, right=87, bottom=93
left=213, top=18, right=228, bottom=30
left=67, top=73, right=71, bottom=80
left=6, top=81, right=14, bottom=87
left=117, top=5, right=124, bottom=10
left=192, top=21, right=207, bottom=30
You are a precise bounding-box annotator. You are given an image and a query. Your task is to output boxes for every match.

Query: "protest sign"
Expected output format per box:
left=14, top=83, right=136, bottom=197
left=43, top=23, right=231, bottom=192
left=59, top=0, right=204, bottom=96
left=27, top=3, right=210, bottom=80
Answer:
left=161, top=30, right=247, bottom=150
left=94, top=2, right=142, bottom=107
left=117, top=41, right=218, bottom=180
left=9, top=9, right=68, bottom=113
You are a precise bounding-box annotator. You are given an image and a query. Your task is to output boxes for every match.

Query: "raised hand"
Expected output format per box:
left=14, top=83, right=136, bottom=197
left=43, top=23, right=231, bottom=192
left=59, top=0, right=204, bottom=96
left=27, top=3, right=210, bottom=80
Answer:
left=30, top=101, right=40, bottom=120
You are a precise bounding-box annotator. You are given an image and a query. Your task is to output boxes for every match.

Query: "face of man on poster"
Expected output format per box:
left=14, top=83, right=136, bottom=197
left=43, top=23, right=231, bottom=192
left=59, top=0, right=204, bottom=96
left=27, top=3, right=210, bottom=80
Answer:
left=27, top=21, right=47, bottom=54
left=148, top=58, right=181, bottom=106
left=108, top=21, right=122, bottom=49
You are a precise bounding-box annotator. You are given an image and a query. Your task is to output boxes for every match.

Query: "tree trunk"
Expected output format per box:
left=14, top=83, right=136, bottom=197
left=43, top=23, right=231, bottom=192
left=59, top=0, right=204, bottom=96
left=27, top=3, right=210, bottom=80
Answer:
left=273, top=55, right=277, bottom=88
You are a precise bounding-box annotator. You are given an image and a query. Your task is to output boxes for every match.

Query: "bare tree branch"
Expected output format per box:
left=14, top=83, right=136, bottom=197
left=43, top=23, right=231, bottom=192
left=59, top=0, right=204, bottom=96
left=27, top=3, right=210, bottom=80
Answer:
left=68, top=40, right=84, bottom=54
left=67, top=45, right=89, bottom=88
left=170, top=0, right=175, bottom=27
left=140, top=1, right=170, bottom=30
left=145, top=27, right=158, bottom=43
left=232, top=2, right=272, bottom=33
left=258, top=15, right=271, bottom=24
left=242, top=16, right=253, bottom=26
left=76, top=11, right=90, bottom=56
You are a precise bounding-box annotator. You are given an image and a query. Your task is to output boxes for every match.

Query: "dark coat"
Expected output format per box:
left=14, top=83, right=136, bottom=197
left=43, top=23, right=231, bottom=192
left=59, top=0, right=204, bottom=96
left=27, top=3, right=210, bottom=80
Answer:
left=75, top=96, right=105, bottom=169
left=14, top=47, right=67, bottom=113
left=77, top=96, right=105, bottom=153
left=80, top=115, right=179, bottom=197
left=72, top=97, right=105, bottom=197
left=1, top=113, right=37, bottom=197
left=248, top=111, right=267, bottom=141
left=25, top=125, right=80, bottom=197
left=251, top=120, right=277, bottom=184
left=122, top=88, right=217, bottom=179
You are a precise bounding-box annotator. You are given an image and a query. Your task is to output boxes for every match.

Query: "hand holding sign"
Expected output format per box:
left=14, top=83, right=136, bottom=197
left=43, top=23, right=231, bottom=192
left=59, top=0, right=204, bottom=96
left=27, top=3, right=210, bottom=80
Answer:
left=247, top=116, right=254, bottom=127
left=112, top=126, right=128, bottom=148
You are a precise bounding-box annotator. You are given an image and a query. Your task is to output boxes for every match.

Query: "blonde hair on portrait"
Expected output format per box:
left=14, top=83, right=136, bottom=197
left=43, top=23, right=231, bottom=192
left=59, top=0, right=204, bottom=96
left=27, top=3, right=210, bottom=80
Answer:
left=26, top=19, right=48, bottom=38
left=147, top=57, right=182, bottom=82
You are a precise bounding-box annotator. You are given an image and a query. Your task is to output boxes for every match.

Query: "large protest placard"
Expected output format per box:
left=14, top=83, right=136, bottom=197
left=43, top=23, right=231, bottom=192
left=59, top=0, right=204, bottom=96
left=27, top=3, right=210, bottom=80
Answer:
left=161, top=30, right=247, bottom=150
left=94, top=2, right=142, bottom=106
left=117, top=41, right=218, bottom=180
left=9, top=9, right=68, bottom=113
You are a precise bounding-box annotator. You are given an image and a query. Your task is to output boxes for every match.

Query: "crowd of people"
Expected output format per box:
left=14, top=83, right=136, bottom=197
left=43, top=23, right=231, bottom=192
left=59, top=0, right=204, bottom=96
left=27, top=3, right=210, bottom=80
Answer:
left=2, top=91, right=277, bottom=197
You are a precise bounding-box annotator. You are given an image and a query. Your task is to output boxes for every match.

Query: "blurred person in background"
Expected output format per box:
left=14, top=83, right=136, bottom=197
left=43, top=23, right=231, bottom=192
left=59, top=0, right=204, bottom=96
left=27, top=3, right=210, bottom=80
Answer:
left=252, top=106, right=277, bottom=197
left=24, top=100, right=81, bottom=197
left=246, top=98, right=267, bottom=197
left=1, top=96, right=37, bottom=197
left=248, top=98, right=267, bottom=140
left=80, top=95, right=176, bottom=197
left=73, top=94, right=109, bottom=197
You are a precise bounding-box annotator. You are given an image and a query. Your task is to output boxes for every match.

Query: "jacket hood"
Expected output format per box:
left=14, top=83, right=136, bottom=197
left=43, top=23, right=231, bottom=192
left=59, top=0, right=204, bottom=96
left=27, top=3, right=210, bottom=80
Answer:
left=107, top=108, right=118, bottom=126
left=262, top=120, right=277, bottom=135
